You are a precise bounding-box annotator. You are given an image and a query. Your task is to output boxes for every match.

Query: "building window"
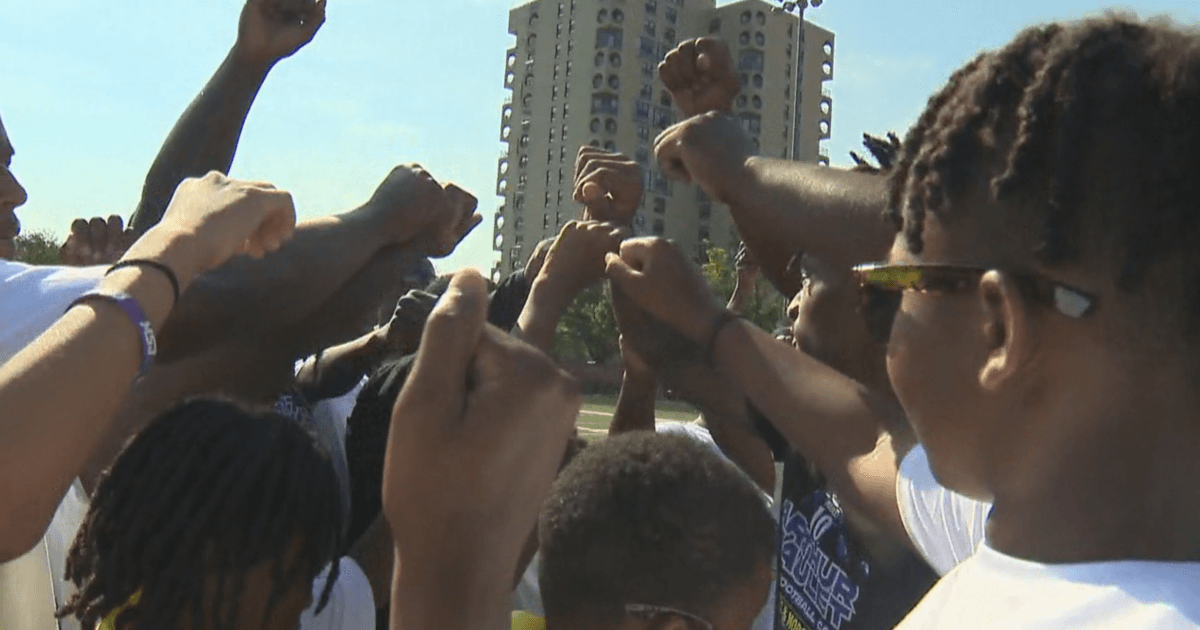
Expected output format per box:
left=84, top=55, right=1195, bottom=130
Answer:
left=598, top=8, right=608, bottom=22
left=552, top=85, right=559, bottom=100
left=635, top=147, right=649, bottom=164
left=558, top=190, right=564, bottom=204
left=756, top=11, right=766, bottom=26
left=566, top=60, right=573, bottom=76
left=592, top=93, right=620, bottom=114
left=653, top=197, right=667, bottom=214
left=564, top=103, right=570, bottom=117
left=665, top=8, right=677, bottom=24
left=595, top=51, right=606, bottom=66
left=709, top=18, right=721, bottom=33
left=752, top=95, right=762, bottom=109
left=635, top=100, right=651, bottom=121
left=597, top=27, right=622, bottom=49
left=699, top=225, right=710, bottom=242
left=568, top=40, right=574, bottom=54
left=640, top=36, right=656, bottom=58
left=555, top=43, right=562, bottom=58
left=544, top=191, right=551, bottom=206
left=650, top=171, right=671, bottom=194
left=516, top=194, right=525, bottom=210
left=550, top=107, right=557, bottom=122
left=569, top=19, right=576, bottom=34
left=604, top=140, right=617, bottom=151
left=591, top=117, right=602, bottom=132
left=660, top=92, right=672, bottom=107
left=543, top=214, right=550, bottom=229
left=663, top=29, right=676, bottom=44
left=645, top=20, right=656, bottom=37
left=606, top=118, right=618, bottom=134
left=527, top=33, right=537, bottom=51
left=557, top=23, right=563, bottom=37
left=549, top=127, right=555, bottom=142
left=520, top=134, right=530, bottom=148
left=653, top=107, right=673, bottom=129
left=558, top=3, right=564, bottom=17
left=645, top=0, right=657, bottom=15
left=642, top=60, right=655, bottom=77
left=590, top=139, right=601, bottom=147
left=519, top=155, right=529, bottom=168
left=610, top=52, right=622, bottom=67
left=562, top=124, right=568, bottom=137
left=740, top=10, right=751, bottom=24
left=739, top=112, right=761, bottom=135
left=608, top=74, right=620, bottom=89
left=593, top=73, right=604, bottom=88
left=637, top=125, right=650, bottom=140
left=653, top=219, right=665, bottom=235
left=739, top=31, right=750, bottom=46
left=699, top=203, right=712, bottom=219
left=753, top=74, right=763, bottom=88
left=560, top=146, right=567, bottom=161
left=755, top=32, right=765, bottom=46
left=739, top=50, right=764, bottom=71
left=613, top=8, right=625, bottom=23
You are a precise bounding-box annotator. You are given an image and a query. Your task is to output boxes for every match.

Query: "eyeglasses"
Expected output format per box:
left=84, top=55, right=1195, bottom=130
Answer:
left=625, top=604, right=714, bottom=630
left=850, top=263, right=1097, bottom=343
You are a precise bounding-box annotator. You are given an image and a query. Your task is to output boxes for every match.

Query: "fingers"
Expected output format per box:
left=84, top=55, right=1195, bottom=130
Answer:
left=88, top=217, right=109, bottom=261
left=401, top=269, right=491, bottom=428
left=653, top=124, right=693, bottom=185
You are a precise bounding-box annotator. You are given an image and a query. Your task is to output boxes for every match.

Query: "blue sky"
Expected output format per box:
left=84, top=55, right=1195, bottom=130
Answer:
left=2, top=0, right=1197, bottom=272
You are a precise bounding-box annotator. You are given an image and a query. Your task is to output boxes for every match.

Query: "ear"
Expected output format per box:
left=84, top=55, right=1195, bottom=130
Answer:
left=977, top=270, right=1034, bottom=392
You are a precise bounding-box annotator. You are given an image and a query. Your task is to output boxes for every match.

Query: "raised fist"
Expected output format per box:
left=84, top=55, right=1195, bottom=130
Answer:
left=659, top=38, right=740, bottom=118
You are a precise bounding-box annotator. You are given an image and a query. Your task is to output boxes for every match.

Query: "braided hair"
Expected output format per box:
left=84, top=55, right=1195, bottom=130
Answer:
left=850, top=131, right=902, bottom=173
left=59, top=399, right=343, bottom=630
left=887, top=15, right=1200, bottom=310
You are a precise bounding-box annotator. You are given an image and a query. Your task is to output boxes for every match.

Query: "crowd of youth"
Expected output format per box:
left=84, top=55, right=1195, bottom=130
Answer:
left=2, top=1, right=1199, bottom=629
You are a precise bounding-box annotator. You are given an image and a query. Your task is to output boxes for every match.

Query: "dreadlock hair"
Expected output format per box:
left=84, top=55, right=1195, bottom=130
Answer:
left=538, top=432, right=776, bottom=627
left=850, top=131, right=902, bottom=173
left=59, top=399, right=343, bottom=630
left=887, top=14, right=1200, bottom=317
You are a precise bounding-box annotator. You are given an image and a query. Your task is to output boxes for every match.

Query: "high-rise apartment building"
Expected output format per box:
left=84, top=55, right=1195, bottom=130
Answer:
left=492, top=0, right=834, bottom=278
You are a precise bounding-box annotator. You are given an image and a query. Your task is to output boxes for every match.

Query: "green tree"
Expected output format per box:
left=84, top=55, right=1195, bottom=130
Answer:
left=701, top=243, right=788, bottom=333
left=553, top=284, right=618, bottom=364
left=14, top=230, right=63, bottom=265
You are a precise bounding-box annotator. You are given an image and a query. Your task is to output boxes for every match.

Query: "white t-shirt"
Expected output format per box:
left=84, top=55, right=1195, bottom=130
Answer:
left=299, top=557, right=376, bottom=630
left=0, top=260, right=107, bottom=364
left=0, top=261, right=104, bottom=630
left=895, top=543, right=1200, bottom=629
left=896, top=446, right=1200, bottom=629
left=896, top=444, right=991, bottom=576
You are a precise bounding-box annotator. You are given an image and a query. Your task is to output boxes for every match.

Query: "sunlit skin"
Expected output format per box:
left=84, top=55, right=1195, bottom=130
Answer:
left=0, top=116, right=30, bottom=261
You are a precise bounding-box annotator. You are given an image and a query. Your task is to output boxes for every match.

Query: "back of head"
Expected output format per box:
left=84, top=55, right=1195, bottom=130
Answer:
left=538, top=432, right=775, bottom=628
left=61, top=399, right=342, bottom=630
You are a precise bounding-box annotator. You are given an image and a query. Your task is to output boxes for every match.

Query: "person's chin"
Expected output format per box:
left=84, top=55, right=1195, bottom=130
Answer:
left=0, top=238, right=15, bottom=260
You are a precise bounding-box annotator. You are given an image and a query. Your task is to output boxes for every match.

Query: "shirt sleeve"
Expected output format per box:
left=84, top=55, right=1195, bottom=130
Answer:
left=298, top=557, right=376, bottom=630
left=0, top=261, right=107, bottom=364
left=895, top=445, right=992, bottom=576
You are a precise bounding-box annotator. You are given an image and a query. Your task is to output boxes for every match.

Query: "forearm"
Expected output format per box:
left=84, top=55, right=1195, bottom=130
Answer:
left=726, top=277, right=757, bottom=315
left=610, top=370, right=658, bottom=435
left=392, top=543, right=512, bottom=630
left=296, top=332, right=390, bottom=401
left=696, top=399, right=777, bottom=494
left=0, top=264, right=178, bottom=559
left=130, top=49, right=273, bottom=234
left=158, top=209, right=394, bottom=362
left=349, top=515, right=395, bottom=610
left=728, top=158, right=895, bottom=293
left=713, top=320, right=906, bottom=535
left=512, top=276, right=574, bottom=352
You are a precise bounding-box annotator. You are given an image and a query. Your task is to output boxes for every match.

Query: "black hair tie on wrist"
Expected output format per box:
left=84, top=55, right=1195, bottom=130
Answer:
left=107, top=259, right=181, bottom=305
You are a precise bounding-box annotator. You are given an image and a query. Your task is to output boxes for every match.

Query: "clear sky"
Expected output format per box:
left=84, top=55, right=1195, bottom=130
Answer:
left=2, top=0, right=1197, bottom=272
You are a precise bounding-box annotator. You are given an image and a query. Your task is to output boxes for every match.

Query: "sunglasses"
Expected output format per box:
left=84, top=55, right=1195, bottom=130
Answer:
left=850, top=263, right=1098, bottom=343
left=625, top=604, right=714, bottom=630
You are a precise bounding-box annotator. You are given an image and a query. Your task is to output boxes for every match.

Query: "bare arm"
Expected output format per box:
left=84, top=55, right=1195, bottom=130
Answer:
left=348, top=515, right=394, bottom=610
left=130, top=0, right=327, bottom=234
left=610, top=368, right=657, bottom=435
left=0, top=174, right=295, bottom=560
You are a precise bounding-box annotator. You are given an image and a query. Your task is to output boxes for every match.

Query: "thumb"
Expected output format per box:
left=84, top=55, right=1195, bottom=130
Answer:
left=605, top=252, right=645, bottom=296
left=402, top=269, right=490, bottom=424
left=696, top=51, right=713, bottom=74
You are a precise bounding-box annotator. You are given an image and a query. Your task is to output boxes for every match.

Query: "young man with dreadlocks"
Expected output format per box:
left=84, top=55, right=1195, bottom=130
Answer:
left=59, top=399, right=350, bottom=630
left=614, top=14, right=1200, bottom=628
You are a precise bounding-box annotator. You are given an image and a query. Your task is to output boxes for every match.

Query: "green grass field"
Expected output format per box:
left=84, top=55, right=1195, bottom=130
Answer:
left=576, top=395, right=699, bottom=441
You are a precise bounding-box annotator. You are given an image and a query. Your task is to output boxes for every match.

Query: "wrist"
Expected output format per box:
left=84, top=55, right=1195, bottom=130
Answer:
left=228, top=43, right=279, bottom=76
left=120, top=226, right=202, bottom=295
left=530, top=272, right=579, bottom=314
left=394, top=537, right=513, bottom=630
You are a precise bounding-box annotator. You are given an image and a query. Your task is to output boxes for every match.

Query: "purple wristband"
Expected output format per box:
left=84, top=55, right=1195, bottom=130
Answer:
left=68, top=291, right=157, bottom=377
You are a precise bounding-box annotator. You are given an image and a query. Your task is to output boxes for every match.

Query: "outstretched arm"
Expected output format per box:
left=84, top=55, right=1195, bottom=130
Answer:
left=657, top=38, right=894, bottom=295
left=130, top=0, right=327, bottom=234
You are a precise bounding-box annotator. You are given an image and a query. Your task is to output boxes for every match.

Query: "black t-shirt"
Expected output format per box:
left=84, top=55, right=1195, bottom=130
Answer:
left=751, top=404, right=936, bottom=630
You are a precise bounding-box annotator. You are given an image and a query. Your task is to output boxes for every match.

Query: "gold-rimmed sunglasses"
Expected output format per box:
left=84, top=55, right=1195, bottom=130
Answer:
left=850, top=263, right=1098, bottom=343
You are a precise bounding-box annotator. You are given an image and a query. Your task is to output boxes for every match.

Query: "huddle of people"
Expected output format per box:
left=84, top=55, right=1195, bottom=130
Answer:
left=1, top=1, right=1198, bottom=628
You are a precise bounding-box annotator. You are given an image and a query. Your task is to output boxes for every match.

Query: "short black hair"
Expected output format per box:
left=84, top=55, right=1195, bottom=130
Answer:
left=888, top=15, right=1200, bottom=315
left=60, top=399, right=342, bottom=630
left=538, top=432, right=776, bottom=626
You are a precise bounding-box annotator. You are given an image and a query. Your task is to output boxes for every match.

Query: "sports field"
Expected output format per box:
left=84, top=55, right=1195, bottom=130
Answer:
left=576, top=395, right=700, bottom=440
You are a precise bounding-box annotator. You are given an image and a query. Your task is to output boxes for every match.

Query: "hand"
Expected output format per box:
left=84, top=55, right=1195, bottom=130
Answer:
left=363, top=165, right=483, bottom=258
left=659, top=38, right=740, bottom=118
left=734, top=242, right=760, bottom=288
left=604, top=237, right=724, bottom=343
left=572, top=148, right=643, bottom=226
left=381, top=290, right=438, bottom=355
left=523, top=238, right=556, bottom=279
left=234, top=0, right=327, bottom=66
left=61, top=216, right=136, bottom=266
left=134, top=171, right=296, bottom=281
left=539, top=220, right=630, bottom=297
left=384, top=271, right=580, bottom=627
left=610, top=284, right=697, bottom=373
left=654, top=111, right=756, bottom=205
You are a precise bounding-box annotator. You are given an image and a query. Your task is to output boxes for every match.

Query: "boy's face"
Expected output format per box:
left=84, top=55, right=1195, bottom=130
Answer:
left=0, top=116, right=29, bottom=260
left=787, top=254, right=882, bottom=388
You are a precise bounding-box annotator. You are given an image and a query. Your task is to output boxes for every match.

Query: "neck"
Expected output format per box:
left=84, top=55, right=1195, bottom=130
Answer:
left=986, top=379, right=1200, bottom=564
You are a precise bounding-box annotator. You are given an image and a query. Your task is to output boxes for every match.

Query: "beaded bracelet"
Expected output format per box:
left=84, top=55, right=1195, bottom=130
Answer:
left=68, top=291, right=157, bottom=377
